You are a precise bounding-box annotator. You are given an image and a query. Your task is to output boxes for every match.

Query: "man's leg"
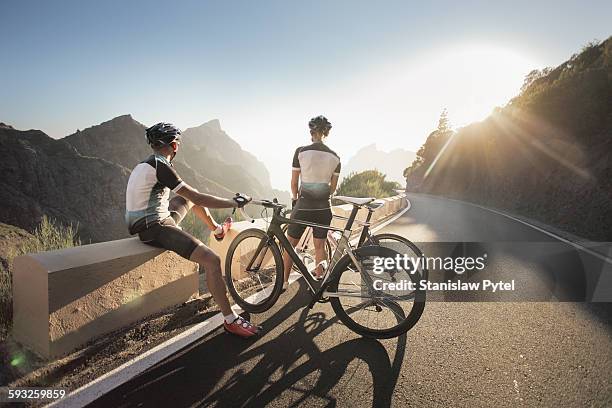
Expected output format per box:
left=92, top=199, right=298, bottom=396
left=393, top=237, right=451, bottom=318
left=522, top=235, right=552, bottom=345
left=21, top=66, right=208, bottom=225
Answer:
left=141, top=218, right=259, bottom=337
left=313, top=237, right=327, bottom=278
left=192, top=205, right=218, bottom=231
left=282, top=235, right=300, bottom=284
left=311, top=207, right=333, bottom=278
left=189, top=244, right=233, bottom=316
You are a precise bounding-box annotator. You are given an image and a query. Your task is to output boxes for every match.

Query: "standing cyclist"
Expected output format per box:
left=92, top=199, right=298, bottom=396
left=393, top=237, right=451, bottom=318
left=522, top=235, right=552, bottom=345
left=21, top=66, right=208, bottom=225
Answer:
left=282, top=115, right=341, bottom=288
left=125, top=122, right=261, bottom=338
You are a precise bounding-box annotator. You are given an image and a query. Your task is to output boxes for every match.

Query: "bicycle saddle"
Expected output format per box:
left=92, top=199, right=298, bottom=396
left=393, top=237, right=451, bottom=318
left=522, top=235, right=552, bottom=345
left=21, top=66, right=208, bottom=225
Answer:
left=334, top=196, right=375, bottom=206
left=365, top=200, right=385, bottom=210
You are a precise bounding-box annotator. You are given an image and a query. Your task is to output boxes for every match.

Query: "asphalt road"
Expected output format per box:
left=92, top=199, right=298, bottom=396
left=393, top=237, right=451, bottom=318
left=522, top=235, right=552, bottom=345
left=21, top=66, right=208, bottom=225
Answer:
left=88, top=193, right=612, bottom=407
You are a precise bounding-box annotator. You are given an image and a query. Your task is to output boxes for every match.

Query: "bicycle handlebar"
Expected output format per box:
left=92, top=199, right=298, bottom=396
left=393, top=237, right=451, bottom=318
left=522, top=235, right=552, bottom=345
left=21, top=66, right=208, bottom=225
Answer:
left=237, top=198, right=287, bottom=223
left=238, top=207, right=255, bottom=223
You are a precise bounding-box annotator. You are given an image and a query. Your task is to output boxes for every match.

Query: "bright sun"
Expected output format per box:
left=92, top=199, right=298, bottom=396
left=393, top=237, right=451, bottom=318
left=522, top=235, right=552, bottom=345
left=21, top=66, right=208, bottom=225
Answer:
left=436, top=46, right=538, bottom=126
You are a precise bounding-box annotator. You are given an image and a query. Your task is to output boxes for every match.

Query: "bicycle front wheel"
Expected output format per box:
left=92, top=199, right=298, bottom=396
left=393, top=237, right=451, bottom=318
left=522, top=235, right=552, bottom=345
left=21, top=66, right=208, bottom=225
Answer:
left=225, top=228, right=284, bottom=313
left=328, top=245, right=426, bottom=339
left=370, top=233, right=428, bottom=281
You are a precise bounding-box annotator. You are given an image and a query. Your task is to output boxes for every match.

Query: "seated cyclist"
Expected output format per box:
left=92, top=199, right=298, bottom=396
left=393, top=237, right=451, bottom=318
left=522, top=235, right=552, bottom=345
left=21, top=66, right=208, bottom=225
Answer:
left=125, top=122, right=260, bottom=338
left=282, top=115, right=341, bottom=288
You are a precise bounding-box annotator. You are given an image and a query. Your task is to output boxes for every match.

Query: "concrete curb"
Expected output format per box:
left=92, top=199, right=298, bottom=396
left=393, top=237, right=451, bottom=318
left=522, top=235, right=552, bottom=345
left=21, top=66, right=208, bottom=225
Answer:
left=46, top=198, right=412, bottom=408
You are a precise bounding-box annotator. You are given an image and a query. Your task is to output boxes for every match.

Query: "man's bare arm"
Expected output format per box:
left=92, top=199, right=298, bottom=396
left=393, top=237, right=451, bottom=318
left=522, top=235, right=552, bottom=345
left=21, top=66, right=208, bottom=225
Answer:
left=330, top=174, right=339, bottom=195
left=176, top=184, right=236, bottom=208
left=291, top=169, right=300, bottom=200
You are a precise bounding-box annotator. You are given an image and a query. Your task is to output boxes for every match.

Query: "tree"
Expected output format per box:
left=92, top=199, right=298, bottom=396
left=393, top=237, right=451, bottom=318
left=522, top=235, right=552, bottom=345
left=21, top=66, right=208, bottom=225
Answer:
left=404, top=109, right=454, bottom=184
left=336, top=170, right=400, bottom=200
left=520, top=68, right=552, bottom=94
left=437, top=108, right=450, bottom=133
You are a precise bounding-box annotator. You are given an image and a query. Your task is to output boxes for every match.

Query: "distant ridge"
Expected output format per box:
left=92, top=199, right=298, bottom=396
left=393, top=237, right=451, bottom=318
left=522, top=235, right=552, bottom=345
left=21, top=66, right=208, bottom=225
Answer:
left=344, top=144, right=415, bottom=184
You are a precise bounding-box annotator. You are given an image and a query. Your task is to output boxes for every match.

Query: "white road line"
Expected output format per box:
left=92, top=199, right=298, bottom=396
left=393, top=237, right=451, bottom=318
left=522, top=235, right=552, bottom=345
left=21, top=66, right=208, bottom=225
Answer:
left=47, top=199, right=412, bottom=408
left=483, top=206, right=612, bottom=265
left=434, top=194, right=612, bottom=265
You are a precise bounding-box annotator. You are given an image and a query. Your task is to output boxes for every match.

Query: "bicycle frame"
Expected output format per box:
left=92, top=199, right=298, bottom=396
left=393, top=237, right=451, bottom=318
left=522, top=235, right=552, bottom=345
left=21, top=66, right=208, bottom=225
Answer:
left=288, top=206, right=378, bottom=256
left=327, top=206, right=377, bottom=248
left=248, top=203, right=364, bottom=303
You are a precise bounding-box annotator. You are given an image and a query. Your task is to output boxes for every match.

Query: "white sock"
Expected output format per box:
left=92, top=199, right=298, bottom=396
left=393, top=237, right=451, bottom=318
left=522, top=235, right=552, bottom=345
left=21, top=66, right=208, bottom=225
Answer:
left=282, top=281, right=288, bottom=290
left=214, top=225, right=223, bottom=234
left=224, top=312, right=238, bottom=323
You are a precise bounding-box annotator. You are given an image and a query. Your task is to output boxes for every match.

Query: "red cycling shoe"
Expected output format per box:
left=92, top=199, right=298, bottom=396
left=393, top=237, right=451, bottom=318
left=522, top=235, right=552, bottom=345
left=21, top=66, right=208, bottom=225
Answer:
left=223, top=315, right=262, bottom=338
left=214, top=217, right=233, bottom=241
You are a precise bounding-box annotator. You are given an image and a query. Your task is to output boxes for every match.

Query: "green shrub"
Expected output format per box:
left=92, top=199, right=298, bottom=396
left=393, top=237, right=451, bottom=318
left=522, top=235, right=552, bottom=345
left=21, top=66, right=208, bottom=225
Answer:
left=0, top=216, right=80, bottom=340
left=335, top=170, right=401, bottom=201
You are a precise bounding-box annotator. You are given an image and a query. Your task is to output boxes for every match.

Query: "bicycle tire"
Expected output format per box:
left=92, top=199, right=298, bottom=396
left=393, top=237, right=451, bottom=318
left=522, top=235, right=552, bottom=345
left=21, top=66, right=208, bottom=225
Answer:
left=225, top=228, right=284, bottom=313
left=369, top=233, right=428, bottom=281
left=328, top=245, right=426, bottom=339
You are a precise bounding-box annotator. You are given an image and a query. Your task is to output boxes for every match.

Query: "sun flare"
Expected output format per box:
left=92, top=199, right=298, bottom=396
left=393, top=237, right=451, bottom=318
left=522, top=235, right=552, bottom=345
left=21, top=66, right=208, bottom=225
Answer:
left=439, top=45, right=539, bottom=126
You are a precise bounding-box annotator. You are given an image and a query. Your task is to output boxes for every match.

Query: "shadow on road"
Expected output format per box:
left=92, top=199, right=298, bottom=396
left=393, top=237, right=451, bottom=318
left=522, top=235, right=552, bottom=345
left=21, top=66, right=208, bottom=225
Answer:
left=89, top=279, right=408, bottom=408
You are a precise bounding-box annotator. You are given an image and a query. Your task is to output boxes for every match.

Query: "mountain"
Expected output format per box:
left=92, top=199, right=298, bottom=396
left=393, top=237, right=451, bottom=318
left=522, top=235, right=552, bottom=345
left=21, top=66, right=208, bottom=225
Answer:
left=405, top=37, right=612, bottom=241
left=344, top=144, right=415, bottom=184
left=180, top=120, right=283, bottom=200
left=64, top=115, right=288, bottom=201
left=64, top=115, right=230, bottom=198
left=0, top=125, right=129, bottom=242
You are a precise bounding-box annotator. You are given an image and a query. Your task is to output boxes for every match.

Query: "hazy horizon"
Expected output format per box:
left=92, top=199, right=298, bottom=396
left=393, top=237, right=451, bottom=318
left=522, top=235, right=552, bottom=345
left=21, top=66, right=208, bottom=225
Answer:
left=2, top=1, right=611, bottom=189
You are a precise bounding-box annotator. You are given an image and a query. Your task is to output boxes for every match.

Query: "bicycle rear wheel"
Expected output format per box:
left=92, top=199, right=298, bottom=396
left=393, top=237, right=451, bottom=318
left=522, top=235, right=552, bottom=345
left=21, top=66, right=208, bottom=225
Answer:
left=225, top=228, right=284, bottom=313
left=328, top=245, right=426, bottom=339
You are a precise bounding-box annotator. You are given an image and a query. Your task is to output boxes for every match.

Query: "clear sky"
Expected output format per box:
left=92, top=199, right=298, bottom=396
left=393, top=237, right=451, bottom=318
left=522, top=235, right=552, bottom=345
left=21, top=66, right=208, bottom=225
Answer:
left=1, top=1, right=610, bottom=189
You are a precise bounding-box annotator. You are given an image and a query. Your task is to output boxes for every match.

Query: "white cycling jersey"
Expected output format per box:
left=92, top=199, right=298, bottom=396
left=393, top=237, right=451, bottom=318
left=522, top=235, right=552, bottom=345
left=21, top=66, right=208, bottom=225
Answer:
left=125, top=154, right=185, bottom=233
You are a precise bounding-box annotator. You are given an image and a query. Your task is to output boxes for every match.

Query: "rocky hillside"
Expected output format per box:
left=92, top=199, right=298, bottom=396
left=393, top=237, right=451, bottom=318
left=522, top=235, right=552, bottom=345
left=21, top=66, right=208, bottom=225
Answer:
left=64, top=115, right=287, bottom=200
left=405, top=37, right=612, bottom=240
left=0, top=126, right=129, bottom=242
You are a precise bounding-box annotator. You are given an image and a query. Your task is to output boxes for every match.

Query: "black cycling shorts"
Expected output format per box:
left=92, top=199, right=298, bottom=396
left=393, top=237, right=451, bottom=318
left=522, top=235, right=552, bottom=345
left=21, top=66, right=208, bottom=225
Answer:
left=137, top=196, right=201, bottom=260
left=287, top=197, right=332, bottom=240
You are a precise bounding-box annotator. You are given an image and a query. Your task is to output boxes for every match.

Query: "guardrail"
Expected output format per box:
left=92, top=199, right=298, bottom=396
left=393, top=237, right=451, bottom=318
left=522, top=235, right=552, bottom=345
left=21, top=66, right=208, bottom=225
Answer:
left=11, top=194, right=407, bottom=359
left=12, top=238, right=199, bottom=358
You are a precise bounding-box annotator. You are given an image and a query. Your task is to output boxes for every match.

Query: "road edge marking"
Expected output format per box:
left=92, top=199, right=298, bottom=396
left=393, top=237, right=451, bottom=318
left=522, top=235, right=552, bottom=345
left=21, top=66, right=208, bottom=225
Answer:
left=417, top=193, right=612, bottom=265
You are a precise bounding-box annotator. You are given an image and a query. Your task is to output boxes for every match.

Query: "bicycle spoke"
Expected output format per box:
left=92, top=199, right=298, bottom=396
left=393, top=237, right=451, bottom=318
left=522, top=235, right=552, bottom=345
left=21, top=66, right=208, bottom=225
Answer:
left=377, top=297, right=406, bottom=322
left=255, top=273, right=265, bottom=292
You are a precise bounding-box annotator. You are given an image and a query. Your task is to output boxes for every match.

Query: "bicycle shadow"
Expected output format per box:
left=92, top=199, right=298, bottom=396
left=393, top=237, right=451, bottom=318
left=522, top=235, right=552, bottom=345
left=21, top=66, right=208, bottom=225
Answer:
left=202, top=304, right=408, bottom=407
left=89, top=279, right=408, bottom=408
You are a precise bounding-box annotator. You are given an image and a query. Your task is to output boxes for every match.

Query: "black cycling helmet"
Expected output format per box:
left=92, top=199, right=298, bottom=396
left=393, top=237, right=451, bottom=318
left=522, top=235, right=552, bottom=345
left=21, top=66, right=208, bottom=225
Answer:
left=308, top=115, right=332, bottom=133
left=145, top=122, right=182, bottom=147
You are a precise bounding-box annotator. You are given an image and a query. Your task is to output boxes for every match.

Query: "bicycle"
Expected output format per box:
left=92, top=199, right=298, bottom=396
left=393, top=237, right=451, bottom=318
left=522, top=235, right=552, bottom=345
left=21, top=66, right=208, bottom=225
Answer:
left=225, top=196, right=427, bottom=339
left=281, top=199, right=426, bottom=278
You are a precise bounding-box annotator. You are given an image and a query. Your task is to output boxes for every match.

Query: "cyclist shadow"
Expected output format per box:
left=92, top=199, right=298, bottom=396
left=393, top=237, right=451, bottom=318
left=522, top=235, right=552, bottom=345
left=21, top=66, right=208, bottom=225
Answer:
left=201, top=279, right=408, bottom=407
left=91, top=279, right=408, bottom=408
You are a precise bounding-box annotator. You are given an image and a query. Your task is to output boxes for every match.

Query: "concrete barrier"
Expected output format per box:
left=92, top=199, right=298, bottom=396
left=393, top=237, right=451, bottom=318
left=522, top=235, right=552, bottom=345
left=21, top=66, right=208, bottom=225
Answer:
left=12, top=237, right=199, bottom=358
